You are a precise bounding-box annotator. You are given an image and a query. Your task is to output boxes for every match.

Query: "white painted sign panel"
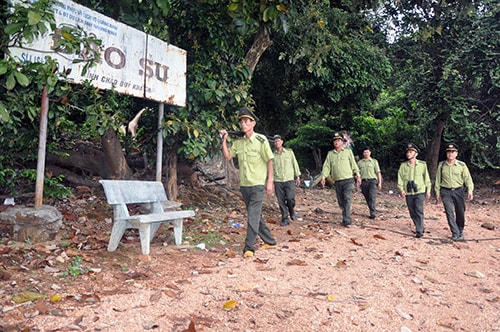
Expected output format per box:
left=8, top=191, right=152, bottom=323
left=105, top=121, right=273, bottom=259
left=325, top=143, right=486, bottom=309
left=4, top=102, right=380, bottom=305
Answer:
left=8, top=0, right=186, bottom=106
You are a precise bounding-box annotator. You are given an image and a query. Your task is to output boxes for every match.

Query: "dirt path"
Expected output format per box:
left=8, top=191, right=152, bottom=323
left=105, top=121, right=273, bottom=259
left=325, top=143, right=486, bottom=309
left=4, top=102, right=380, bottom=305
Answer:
left=1, top=184, right=499, bottom=331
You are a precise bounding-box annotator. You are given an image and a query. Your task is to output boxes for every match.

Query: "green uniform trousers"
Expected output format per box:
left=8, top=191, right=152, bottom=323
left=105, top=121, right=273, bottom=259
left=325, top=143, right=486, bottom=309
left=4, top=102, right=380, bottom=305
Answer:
left=240, top=185, right=276, bottom=253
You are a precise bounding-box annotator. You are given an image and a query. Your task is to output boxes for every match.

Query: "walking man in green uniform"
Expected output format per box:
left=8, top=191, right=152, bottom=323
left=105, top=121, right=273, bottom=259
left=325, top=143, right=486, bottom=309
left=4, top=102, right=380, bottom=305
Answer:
left=435, top=143, right=474, bottom=241
left=272, top=135, right=301, bottom=226
left=320, top=132, right=361, bottom=227
left=219, top=108, right=277, bottom=257
left=397, top=143, right=431, bottom=238
left=357, top=146, right=382, bottom=219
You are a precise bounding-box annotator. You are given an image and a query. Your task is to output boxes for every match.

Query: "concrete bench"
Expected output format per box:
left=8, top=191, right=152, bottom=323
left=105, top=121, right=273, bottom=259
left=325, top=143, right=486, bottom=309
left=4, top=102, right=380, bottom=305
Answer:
left=99, top=180, right=195, bottom=254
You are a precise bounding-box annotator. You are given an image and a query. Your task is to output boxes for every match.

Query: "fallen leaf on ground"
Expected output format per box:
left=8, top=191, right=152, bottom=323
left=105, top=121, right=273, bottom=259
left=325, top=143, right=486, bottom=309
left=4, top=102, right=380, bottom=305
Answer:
left=164, top=289, right=178, bottom=298
left=12, top=291, right=47, bottom=303
left=287, top=259, right=307, bottom=266
left=350, top=238, right=363, bottom=246
left=150, top=290, right=162, bottom=302
left=234, top=283, right=259, bottom=292
left=223, top=299, right=237, bottom=311
left=336, top=260, right=347, bottom=267
left=255, top=257, right=269, bottom=263
left=225, top=249, right=235, bottom=258
left=50, top=294, right=62, bottom=303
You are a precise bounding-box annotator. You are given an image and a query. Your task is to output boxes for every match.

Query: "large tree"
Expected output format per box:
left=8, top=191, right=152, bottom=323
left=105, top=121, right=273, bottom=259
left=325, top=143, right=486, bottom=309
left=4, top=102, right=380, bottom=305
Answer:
left=386, top=0, right=499, bottom=174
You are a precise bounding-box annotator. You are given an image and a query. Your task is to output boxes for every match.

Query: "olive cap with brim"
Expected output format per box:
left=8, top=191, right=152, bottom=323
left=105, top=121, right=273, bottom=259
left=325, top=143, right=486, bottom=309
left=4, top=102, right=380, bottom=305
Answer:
left=445, top=143, right=459, bottom=151
left=332, top=132, right=346, bottom=141
left=238, top=107, right=259, bottom=122
left=406, top=143, right=419, bottom=153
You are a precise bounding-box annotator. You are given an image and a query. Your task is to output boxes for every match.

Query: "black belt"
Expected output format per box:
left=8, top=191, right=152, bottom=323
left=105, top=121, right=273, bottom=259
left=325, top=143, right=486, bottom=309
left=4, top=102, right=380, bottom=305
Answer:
left=362, top=178, right=376, bottom=181
left=441, top=187, right=463, bottom=191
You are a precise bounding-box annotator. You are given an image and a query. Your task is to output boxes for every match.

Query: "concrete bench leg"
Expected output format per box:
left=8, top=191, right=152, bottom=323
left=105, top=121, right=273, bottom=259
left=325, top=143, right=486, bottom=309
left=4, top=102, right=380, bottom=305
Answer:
left=138, top=223, right=152, bottom=255
left=172, top=219, right=183, bottom=245
left=108, top=220, right=128, bottom=252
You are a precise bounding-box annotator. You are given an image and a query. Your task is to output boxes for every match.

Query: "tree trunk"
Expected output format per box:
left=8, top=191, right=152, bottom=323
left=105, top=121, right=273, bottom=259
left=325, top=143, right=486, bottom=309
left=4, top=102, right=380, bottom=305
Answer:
left=101, top=128, right=132, bottom=179
left=47, top=144, right=107, bottom=177
left=245, top=26, right=273, bottom=73
left=165, top=149, right=178, bottom=200
left=427, top=119, right=446, bottom=183
left=312, top=147, right=322, bottom=171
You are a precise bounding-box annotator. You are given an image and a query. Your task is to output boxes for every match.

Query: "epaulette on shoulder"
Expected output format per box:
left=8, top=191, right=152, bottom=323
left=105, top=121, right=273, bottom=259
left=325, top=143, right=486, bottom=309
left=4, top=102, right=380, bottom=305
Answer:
left=419, top=160, right=427, bottom=164
left=256, top=134, right=266, bottom=143
left=456, top=160, right=466, bottom=166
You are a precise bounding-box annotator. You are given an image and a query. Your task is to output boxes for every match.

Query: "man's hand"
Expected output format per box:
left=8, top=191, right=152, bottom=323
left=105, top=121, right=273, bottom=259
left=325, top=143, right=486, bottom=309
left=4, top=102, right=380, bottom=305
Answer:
left=219, top=129, right=228, bottom=141
left=266, top=179, right=274, bottom=196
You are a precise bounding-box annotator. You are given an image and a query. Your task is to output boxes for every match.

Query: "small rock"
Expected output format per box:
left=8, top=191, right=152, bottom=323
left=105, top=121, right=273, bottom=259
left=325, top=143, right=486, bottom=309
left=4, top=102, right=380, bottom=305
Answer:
left=481, top=222, right=495, bottom=230
left=464, top=270, right=485, bottom=278
left=396, top=306, right=413, bottom=320
left=44, top=266, right=60, bottom=273
left=23, top=310, right=40, bottom=318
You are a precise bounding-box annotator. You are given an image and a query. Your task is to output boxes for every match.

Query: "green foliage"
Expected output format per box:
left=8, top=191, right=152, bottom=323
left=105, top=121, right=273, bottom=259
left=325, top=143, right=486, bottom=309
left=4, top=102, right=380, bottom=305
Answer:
left=287, top=123, right=332, bottom=151
left=0, top=0, right=106, bottom=171
left=0, top=168, right=71, bottom=198
left=252, top=3, right=391, bottom=138
left=58, top=256, right=90, bottom=278
left=51, top=24, right=102, bottom=75
left=4, top=0, right=56, bottom=47
left=287, top=123, right=333, bottom=171
left=228, top=0, right=291, bottom=35
left=0, top=168, right=17, bottom=195
left=185, top=223, right=224, bottom=249
left=387, top=0, right=499, bottom=168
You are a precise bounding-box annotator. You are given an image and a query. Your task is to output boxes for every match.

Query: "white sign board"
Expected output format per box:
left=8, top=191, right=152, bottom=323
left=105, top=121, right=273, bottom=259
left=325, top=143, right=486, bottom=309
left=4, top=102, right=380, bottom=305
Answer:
left=8, top=0, right=186, bottom=106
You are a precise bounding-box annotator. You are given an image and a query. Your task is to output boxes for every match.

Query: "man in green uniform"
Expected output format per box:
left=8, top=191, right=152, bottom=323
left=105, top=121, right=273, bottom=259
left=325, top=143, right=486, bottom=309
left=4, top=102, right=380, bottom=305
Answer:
left=397, top=143, right=431, bottom=238
left=356, top=146, right=382, bottom=219
left=320, top=132, right=361, bottom=227
left=435, top=143, right=474, bottom=241
left=272, top=135, right=301, bottom=226
left=219, top=108, right=277, bottom=257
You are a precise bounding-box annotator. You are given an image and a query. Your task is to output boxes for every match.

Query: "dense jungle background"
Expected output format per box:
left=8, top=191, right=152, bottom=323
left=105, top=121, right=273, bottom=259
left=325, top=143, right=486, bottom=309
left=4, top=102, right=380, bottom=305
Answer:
left=0, top=0, right=498, bottom=202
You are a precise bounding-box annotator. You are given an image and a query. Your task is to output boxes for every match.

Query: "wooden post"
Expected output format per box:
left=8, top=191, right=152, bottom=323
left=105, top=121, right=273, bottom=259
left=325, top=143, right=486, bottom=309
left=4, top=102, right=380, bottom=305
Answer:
left=34, top=85, right=49, bottom=208
left=156, top=103, right=164, bottom=182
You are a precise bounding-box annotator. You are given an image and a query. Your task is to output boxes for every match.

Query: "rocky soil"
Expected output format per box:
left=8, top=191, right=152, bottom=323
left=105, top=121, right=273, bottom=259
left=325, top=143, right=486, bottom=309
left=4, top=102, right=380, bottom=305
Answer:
left=0, top=180, right=499, bottom=331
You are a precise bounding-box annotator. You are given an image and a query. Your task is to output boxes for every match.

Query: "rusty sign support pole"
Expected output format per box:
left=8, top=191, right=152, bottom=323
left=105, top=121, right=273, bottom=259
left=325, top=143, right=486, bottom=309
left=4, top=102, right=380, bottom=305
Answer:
left=156, top=102, right=164, bottom=182
left=34, top=84, right=49, bottom=208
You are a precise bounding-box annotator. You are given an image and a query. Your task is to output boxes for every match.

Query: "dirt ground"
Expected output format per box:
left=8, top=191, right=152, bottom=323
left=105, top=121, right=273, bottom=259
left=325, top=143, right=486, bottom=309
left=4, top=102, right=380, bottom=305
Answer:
left=1, top=180, right=499, bottom=332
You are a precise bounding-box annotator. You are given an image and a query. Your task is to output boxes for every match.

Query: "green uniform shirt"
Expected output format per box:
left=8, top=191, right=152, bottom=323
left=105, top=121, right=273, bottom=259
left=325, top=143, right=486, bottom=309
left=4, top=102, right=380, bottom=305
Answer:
left=397, top=160, right=431, bottom=195
left=357, top=158, right=380, bottom=179
left=435, top=160, right=474, bottom=195
left=321, top=148, right=360, bottom=181
left=273, top=148, right=301, bottom=182
left=229, top=132, right=274, bottom=186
